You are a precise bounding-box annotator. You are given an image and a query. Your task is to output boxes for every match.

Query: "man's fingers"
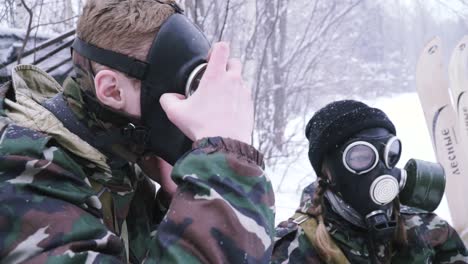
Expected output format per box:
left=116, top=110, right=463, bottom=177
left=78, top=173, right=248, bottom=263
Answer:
left=205, top=42, right=230, bottom=76
left=160, top=93, right=186, bottom=121
left=227, top=58, right=242, bottom=75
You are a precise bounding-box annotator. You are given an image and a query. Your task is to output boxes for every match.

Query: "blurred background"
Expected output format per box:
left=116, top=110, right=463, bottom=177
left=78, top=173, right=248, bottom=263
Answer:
left=1, top=0, right=467, bottom=223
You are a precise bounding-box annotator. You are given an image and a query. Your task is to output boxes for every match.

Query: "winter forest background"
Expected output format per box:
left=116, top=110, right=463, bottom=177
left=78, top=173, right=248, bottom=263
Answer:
left=1, top=0, right=467, bottom=222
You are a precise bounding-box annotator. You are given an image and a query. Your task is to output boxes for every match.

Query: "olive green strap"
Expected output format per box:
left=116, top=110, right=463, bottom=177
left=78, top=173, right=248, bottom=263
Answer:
left=292, top=212, right=350, bottom=264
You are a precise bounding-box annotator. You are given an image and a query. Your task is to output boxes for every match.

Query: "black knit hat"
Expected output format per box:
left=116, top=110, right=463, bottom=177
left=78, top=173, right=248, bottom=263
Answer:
left=306, top=100, right=396, bottom=176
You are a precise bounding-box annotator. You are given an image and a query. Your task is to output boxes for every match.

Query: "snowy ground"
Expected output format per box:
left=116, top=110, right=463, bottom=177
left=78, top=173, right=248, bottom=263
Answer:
left=270, top=92, right=453, bottom=225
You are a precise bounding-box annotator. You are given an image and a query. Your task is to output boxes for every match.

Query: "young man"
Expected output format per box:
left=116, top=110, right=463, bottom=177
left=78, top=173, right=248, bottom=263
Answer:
left=0, top=0, right=274, bottom=263
left=272, top=100, right=467, bottom=264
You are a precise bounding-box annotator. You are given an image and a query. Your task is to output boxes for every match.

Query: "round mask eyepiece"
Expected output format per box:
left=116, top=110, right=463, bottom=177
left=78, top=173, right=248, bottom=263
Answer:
left=342, top=141, right=379, bottom=174
left=384, top=136, right=402, bottom=169
left=185, top=63, right=207, bottom=97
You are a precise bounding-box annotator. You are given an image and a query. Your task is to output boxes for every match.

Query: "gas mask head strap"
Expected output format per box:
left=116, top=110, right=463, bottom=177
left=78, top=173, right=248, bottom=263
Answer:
left=70, top=39, right=152, bottom=144
left=69, top=1, right=184, bottom=145
left=71, top=0, right=184, bottom=80
left=72, top=38, right=149, bottom=81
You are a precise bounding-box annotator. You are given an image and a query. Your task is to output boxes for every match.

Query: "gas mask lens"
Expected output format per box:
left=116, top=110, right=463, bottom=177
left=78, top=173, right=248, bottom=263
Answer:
left=343, top=142, right=378, bottom=174
left=185, top=63, right=207, bottom=97
left=385, top=137, right=402, bottom=168
left=343, top=136, right=402, bottom=174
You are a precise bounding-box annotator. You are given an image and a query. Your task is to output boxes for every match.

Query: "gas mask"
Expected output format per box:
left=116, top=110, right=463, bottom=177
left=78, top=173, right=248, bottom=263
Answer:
left=325, top=128, right=445, bottom=241
left=70, top=3, right=210, bottom=164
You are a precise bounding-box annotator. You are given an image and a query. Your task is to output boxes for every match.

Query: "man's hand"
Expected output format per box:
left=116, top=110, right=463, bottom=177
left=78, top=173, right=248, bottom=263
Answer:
left=160, top=42, right=253, bottom=144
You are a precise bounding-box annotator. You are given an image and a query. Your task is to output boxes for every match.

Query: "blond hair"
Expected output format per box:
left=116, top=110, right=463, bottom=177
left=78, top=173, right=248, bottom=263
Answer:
left=77, top=0, right=175, bottom=64
left=310, top=165, right=342, bottom=263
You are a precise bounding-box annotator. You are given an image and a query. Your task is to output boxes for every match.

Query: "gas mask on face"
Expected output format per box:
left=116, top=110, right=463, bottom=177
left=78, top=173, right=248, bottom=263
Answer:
left=71, top=3, right=210, bottom=164
left=326, top=128, right=445, bottom=241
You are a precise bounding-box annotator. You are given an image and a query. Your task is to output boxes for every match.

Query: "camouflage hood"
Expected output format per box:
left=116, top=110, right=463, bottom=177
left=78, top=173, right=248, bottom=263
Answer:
left=64, top=52, right=144, bottom=162
left=4, top=64, right=110, bottom=173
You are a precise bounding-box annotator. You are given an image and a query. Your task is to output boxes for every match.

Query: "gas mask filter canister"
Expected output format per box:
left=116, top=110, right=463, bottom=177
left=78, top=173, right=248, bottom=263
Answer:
left=399, top=159, right=446, bottom=212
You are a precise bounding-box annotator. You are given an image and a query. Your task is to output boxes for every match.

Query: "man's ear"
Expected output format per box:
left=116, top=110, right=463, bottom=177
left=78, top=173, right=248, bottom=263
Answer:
left=94, top=69, right=125, bottom=110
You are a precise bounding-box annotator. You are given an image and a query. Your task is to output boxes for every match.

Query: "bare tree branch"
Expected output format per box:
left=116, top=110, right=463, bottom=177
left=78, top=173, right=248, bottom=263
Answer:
left=252, top=0, right=282, bottom=145
left=434, top=0, right=468, bottom=19
left=33, top=0, right=45, bottom=61
left=218, top=0, right=231, bottom=41
left=30, top=15, right=78, bottom=30
left=17, top=0, right=34, bottom=64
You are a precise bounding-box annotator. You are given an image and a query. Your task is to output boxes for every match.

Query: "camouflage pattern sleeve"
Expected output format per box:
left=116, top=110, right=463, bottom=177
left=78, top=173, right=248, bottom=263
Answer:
left=0, top=125, right=126, bottom=263
left=408, top=213, right=468, bottom=264
left=149, top=137, right=275, bottom=264
left=0, top=127, right=274, bottom=263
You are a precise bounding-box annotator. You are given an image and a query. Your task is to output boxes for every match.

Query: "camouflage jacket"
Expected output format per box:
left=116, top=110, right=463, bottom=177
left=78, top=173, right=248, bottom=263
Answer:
left=272, top=183, right=468, bottom=264
left=0, top=65, right=275, bottom=263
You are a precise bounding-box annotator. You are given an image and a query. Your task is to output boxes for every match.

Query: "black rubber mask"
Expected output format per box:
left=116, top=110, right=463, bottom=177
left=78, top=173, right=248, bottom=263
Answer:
left=140, top=13, right=210, bottom=164
left=71, top=7, right=210, bottom=164
left=326, top=128, right=403, bottom=218
left=326, top=128, right=403, bottom=244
